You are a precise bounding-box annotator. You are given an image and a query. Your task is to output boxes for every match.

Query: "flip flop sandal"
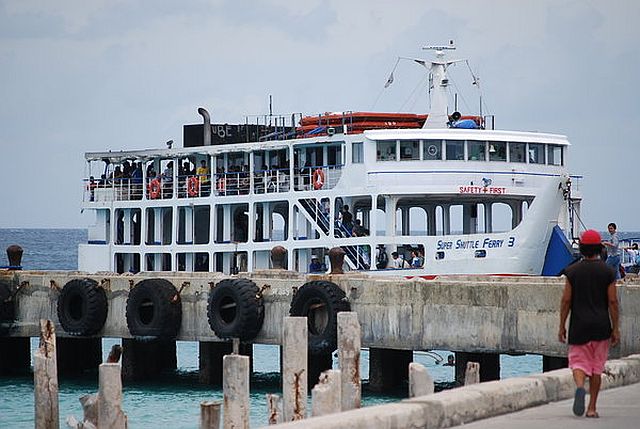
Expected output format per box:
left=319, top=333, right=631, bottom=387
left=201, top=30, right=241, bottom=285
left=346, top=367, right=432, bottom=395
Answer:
left=586, top=412, right=599, bottom=418
left=573, top=387, right=586, bottom=416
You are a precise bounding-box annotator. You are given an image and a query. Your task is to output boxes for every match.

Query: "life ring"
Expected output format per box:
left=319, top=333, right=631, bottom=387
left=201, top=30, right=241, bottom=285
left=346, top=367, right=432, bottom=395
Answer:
left=312, top=169, right=325, bottom=190
left=289, top=280, right=350, bottom=355
left=0, top=279, right=15, bottom=323
left=187, top=176, right=200, bottom=197
left=57, top=278, right=108, bottom=335
left=126, top=279, right=182, bottom=338
left=148, top=178, right=161, bottom=199
left=207, top=278, right=264, bottom=341
left=216, top=177, right=226, bottom=193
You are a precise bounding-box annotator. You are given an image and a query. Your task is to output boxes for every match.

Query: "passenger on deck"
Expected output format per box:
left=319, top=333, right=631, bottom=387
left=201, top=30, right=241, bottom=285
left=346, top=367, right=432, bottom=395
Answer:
left=411, top=250, right=422, bottom=268
left=339, top=205, right=354, bottom=235
left=161, top=161, right=174, bottom=198
left=197, top=160, right=210, bottom=196
left=131, top=162, right=143, bottom=200
left=352, top=219, right=369, bottom=237
left=87, top=176, right=97, bottom=201
left=309, top=256, right=325, bottom=273
left=391, top=251, right=409, bottom=269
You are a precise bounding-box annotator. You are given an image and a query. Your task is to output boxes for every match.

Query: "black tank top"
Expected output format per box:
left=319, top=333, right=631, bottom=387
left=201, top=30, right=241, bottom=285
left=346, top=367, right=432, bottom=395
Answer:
left=564, top=259, right=615, bottom=345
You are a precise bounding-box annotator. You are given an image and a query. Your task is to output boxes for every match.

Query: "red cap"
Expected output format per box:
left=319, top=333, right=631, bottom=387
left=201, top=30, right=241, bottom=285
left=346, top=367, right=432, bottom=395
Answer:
left=580, top=229, right=602, bottom=245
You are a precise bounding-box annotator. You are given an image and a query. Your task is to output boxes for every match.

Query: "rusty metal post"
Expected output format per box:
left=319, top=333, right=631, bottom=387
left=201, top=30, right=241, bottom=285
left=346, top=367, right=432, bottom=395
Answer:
left=283, top=317, right=307, bottom=421
left=200, top=400, right=221, bottom=429
left=266, top=393, right=282, bottom=425
left=34, top=319, right=59, bottom=429
left=337, top=311, right=361, bottom=410
left=465, top=361, right=480, bottom=385
left=6, top=244, right=23, bottom=269
left=223, top=354, right=250, bottom=428
left=270, top=245, right=287, bottom=269
left=98, top=363, right=127, bottom=429
left=328, top=247, right=345, bottom=274
left=311, top=369, right=341, bottom=417
left=409, top=362, right=434, bottom=397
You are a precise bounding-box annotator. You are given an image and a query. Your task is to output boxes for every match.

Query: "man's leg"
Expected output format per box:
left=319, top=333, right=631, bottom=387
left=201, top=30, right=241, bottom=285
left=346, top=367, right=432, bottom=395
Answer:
left=572, top=369, right=587, bottom=416
left=587, top=374, right=602, bottom=416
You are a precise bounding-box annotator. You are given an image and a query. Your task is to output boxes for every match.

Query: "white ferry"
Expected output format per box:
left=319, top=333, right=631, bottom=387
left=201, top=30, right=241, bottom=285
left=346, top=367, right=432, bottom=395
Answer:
left=79, top=45, right=582, bottom=277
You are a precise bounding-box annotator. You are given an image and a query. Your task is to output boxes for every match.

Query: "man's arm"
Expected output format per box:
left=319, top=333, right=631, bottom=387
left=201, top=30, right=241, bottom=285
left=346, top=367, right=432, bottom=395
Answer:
left=608, top=281, right=620, bottom=346
left=558, top=279, right=572, bottom=342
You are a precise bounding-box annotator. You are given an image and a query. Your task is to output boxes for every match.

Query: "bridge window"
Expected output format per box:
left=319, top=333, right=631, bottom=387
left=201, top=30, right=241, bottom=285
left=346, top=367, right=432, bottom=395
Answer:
left=489, top=141, right=507, bottom=161
left=400, top=140, right=419, bottom=160
left=547, top=145, right=563, bottom=166
left=528, top=143, right=545, bottom=164
left=352, top=142, right=364, bottom=163
left=445, top=140, right=464, bottom=160
left=467, top=140, right=486, bottom=161
left=509, top=142, right=526, bottom=163
left=423, top=139, right=442, bottom=160
left=376, top=140, right=397, bottom=161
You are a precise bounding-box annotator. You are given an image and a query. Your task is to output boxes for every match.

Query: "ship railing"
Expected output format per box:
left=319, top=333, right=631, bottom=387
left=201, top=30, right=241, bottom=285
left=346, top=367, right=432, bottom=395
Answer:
left=176, top=173, right=211, bottom=198
left=252, top=167, right=290, bottom=195
left=83, top=177, right=144, bottom=202
left=293, top=164, right=343, bottom=191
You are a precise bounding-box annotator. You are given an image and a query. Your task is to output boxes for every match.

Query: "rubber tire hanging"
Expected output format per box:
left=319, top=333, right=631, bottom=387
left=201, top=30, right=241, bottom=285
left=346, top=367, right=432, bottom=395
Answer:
left=57, top=278, right=108, bottom=336
left=207, top=278, right=264, bottom=341
left=126, top=279, right=182, bottom=338
left=289, top=280, right=350, bottom=355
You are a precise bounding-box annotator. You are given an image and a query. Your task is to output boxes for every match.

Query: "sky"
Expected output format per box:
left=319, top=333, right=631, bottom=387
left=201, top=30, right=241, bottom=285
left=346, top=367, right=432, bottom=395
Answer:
left=0, top=0, right=639, bottom=230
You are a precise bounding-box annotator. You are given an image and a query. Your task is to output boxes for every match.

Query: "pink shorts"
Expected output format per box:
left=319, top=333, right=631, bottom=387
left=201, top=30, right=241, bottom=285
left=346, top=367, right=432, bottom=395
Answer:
left=568, top=339, right=610, bottom=376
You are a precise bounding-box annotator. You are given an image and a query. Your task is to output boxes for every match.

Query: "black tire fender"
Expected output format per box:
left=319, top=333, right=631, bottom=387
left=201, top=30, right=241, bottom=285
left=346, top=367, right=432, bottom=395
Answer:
left=126, top=279, right=182, bottom=338
left=207, top=278, right=264, bottom=341
left=57, top=278, right=108, bottom=336
left=289, top=280, right=350, bottom=355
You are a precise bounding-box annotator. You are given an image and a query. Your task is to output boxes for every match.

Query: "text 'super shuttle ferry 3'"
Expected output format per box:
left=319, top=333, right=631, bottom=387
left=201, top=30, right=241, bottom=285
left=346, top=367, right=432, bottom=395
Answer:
left=79, top=45, right=582, bottom=277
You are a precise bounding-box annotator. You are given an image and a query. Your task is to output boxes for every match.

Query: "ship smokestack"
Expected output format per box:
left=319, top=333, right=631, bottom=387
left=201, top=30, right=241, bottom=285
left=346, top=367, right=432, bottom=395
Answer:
left=198, top=107, right=211, bottom=146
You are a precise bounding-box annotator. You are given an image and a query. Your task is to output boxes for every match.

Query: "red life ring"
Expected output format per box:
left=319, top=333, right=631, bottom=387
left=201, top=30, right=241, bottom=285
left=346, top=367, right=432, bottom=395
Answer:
left=312, top=169, right=325, bottom=190
left=187, top=176, right=200, bottom=197
left=148, top=178, right=161, bottom=199
left=216, top=177, right=226, bottom=193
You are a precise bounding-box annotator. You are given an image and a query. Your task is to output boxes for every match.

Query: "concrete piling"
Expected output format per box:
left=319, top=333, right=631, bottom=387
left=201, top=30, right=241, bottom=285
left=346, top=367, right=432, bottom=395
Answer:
left=543, top=355, right=568, bottom=372
left=409, top=362, right=434, bottom=397
left=199, top=341, right=253, bottom=385
left=464, top=361, right=480, bottom=385
left=283, top=317, right=307, bottom=421
left=223, top=354, right=250, bottom=429
left=97, top=363, right=127, bottom=429
left=311, top=369, right=342, bottom=417
left=337, top=311, right=361, bottom=410
left=0, top=337, right=30, bottom=375
left=122, top=338, right=176, bottom=381
left=266, top=393, right=283, bottom=425
left=308, top=353, right=332, bottom=391
left=455, top=352, right=500, bottom=384
left=34, top=319, right=59, bottom=429
left=368, top=348, right=412, bottom=392
left=199, top=400, right=221, bottom=429
left=56, top=337, right=101, bottom=375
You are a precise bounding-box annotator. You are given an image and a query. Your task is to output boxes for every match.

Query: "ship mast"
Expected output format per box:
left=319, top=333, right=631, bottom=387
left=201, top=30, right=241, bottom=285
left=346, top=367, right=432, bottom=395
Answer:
left=421, top=41, right=463, bottom=129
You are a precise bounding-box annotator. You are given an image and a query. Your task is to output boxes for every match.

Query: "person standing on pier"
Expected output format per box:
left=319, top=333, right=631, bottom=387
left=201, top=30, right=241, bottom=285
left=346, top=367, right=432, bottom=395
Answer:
left=558, top=229, right=619, bottom=418
left=602, top=222, right=621, bottom=280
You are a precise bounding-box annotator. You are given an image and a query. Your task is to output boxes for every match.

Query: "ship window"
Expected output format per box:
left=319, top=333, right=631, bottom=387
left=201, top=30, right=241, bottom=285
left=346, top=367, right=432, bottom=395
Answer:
left=376, top=140, right=397, bottom=161
left=423, top=139, right=442, bottom=160
left=445, top=140, right=464, bottom=160
left=467, top=140, right=486, bottom=161
left=509, top=142, right=526, bottom=163
left=489, top=141, right=507, bottom=161
left=528, top=143, right=545, bottom=164
left=400, top=140, right=419, bottom=160
left=547, top=145, right=563, bottom=166
left=352, top=142, right=364, bottom=163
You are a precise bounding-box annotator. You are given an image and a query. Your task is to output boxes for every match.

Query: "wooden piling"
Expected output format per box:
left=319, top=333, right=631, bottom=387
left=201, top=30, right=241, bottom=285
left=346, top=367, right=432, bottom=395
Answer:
left=266, top=393, right=283, bottom=425
left=337, top=311, right=361, bottom=411
left=283, top=317, right=307, bottom=421
left=409, top=362, right=434, bottom=397
left=200, top=400, right=221, bottom=429
left=311, top=369, right=342, bottom=417
left=465, top=361, right=480, bottom=385
left=223, top=354, right=250, bottom=429
left=34, top=319, right=59, bottom=429
left=97, top=363, right=127, bottom=429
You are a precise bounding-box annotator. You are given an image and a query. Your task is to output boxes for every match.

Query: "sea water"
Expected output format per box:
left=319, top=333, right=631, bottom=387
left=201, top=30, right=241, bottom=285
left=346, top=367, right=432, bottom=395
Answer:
left=0, top=228, right=560, bottom=428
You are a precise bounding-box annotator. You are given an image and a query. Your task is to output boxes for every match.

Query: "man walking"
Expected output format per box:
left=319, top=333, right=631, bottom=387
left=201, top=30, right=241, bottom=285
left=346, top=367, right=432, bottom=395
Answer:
left=559, top=229, right=619, bottom=418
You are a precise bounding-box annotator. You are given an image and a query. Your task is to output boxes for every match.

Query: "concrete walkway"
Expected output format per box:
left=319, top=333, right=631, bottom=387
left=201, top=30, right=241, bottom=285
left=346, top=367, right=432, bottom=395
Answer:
left=459, top=382, right=640, bottom=428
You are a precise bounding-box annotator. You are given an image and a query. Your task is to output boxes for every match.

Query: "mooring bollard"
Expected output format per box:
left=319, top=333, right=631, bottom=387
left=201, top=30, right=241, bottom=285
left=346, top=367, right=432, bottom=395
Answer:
left=200, top=400, right=221, bottom=429
left=328, top=247, right=346, bottom=274
left=409, top=362, right=434, bottom=397
left=223, top=354, right=250, bottom=428
left=34, top=319, right=59, bottom=429
left=465, top=361, right=480, bottom=385
left=98, top=363, right=127, bottom=429
left=270, top=245, right=287, bottom=269
left=337, top=311, right=361, bottom=410
left=311, top=369, right=342, bottom=417
left=283, top=317, right=307, bottom=421
left=6, top=244, right=23, bottom=269
left=266, top=393, right=283, bottom=425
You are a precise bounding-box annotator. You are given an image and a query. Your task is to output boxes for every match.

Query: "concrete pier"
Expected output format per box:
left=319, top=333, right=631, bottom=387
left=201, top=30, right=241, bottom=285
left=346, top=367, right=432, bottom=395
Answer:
left=56, top=337, right=101, bottom=375
left=542, top=355, right=568, bottom=372
left=122, top=339, right=177, bottom=381
left=368, top=348, right=412, bottom=392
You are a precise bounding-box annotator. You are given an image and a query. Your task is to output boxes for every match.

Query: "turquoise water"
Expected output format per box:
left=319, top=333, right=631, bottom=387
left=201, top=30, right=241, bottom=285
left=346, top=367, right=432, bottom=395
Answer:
left=0, top=228, right=545, bottom=427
